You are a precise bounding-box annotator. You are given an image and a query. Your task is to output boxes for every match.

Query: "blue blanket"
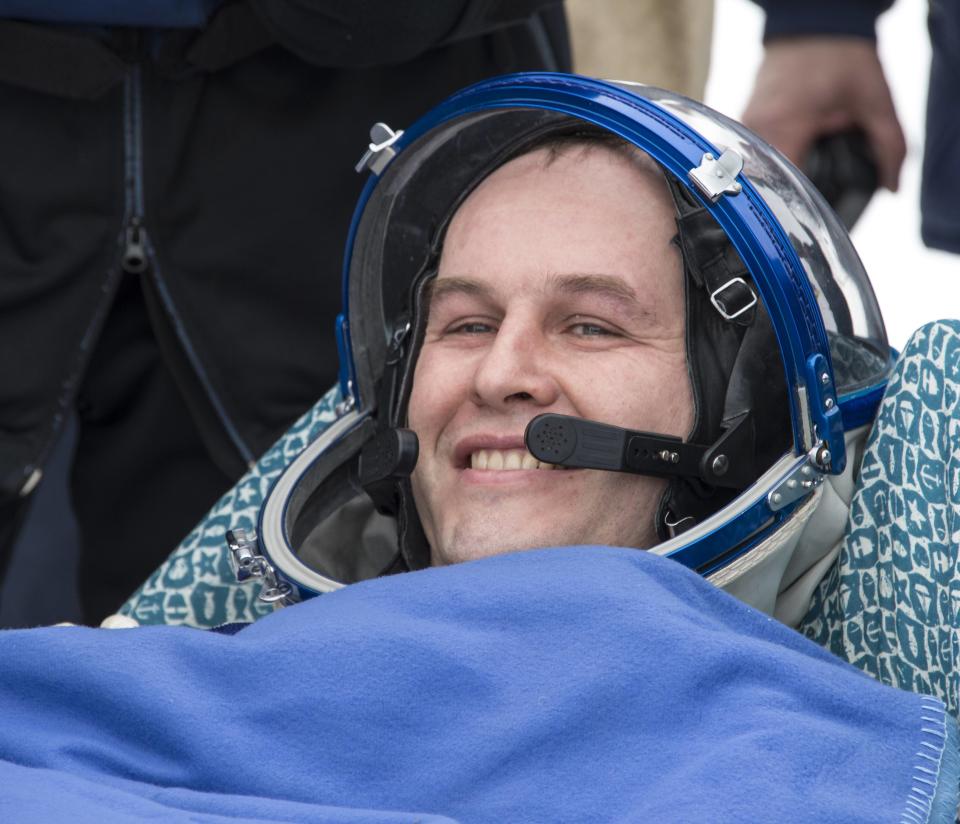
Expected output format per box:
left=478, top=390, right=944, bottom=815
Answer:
left=1, top=546, right=957, bottom=823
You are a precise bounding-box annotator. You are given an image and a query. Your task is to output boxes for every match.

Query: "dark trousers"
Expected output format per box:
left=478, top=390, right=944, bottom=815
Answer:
left=0, top=276, right=233, bottom=624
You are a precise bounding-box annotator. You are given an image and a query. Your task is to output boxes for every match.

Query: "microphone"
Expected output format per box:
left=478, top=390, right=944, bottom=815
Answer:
left=359, top=427, right=419, bottom=486
left=524, top=413, right=753, bottom=489
left=358, top=427, right=420, bottom=516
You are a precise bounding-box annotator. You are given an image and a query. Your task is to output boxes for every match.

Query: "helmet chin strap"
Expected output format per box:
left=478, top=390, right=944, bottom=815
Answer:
left=524, top=412, right=755, bottom=490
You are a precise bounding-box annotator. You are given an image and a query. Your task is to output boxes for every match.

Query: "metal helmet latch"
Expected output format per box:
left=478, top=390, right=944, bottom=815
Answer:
left=226, top=528, right=293, bottom=604
left=689, top=148, right=744, bottom=202
left=355, top=122, right=404, bottom=175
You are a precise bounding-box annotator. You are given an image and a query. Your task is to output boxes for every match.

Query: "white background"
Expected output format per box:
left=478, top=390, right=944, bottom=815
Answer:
left=706, top=0, right=959, bottom=349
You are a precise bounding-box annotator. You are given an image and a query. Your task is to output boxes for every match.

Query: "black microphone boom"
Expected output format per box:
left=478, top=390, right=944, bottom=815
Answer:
left=524, top=413, right=754, bottom=490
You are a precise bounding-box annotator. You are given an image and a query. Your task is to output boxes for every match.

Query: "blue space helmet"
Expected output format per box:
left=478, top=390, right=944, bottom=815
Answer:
left=248, top=73, right=892, bottom=619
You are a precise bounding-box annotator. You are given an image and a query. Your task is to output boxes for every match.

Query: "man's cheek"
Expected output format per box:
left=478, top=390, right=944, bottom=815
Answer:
left=406, top=382, right=435, bottom=434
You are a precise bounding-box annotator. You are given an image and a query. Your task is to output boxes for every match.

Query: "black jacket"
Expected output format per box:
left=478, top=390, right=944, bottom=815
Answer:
left=0, top=0, right=569, bottom=499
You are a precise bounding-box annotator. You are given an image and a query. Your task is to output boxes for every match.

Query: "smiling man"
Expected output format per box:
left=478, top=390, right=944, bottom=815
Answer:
left=229, top=115, right=796, bottom=594
left=409, top=140, right=694, bottom=565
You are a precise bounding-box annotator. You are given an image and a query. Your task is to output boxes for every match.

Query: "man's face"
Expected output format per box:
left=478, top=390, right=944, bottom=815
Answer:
left=408, top=144, right=694, bottom=566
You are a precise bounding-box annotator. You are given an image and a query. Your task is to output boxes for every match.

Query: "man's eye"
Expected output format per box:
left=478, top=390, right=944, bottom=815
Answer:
left=569, top=322, right=615, bottom=337
left=448, top=321, right=495, bottom=335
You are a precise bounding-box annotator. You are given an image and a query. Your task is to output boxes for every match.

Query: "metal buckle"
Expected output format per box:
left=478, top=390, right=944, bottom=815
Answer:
left=227, top=528, right=258, bottom=582
left=226, top=528, right=293, bottom=605
left=709, top=277, right=757, bottom=321
left=355, top=122, right=404, bottom=175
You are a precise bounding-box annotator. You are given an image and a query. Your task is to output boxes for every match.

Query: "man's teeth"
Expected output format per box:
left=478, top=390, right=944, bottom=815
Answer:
left=470, top=448, right=556, bottom=470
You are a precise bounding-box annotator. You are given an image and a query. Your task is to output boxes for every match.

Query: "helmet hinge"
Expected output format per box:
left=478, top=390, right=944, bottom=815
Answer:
left=803, top=353, right=846, bottom=473
left=767, top=457, right=825, bottom=511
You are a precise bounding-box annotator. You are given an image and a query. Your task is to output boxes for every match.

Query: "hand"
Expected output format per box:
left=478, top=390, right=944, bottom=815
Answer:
left=53, top=614, right=139, bottom=628
left=741, top=37, right=906, bottom=191
left=99, top=613, right=139, bottom=628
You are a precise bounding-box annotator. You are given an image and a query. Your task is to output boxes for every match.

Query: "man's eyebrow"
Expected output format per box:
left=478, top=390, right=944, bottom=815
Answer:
left=548, top=273, right=639, bottom=303
left=549, top=273, right=662, bottom=325
left=425, top=276, right=494, bottom=304
left=426, top=272, right=659, bottom=323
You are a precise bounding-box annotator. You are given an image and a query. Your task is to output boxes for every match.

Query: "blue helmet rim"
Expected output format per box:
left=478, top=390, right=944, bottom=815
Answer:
left=341, top=73, right=856, bottom=467
left=267, top=72, right=890, bottom=594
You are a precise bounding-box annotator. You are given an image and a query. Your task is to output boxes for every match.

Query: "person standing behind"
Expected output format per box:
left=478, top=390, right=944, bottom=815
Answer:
left=742, top=0, right=960, bottom=255
left=0, top=0, right=570, bottom=624
left=566, top=0, right=713, bottom=100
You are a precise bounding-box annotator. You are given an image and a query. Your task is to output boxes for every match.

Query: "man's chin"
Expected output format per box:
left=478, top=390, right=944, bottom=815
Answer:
left=431, top=531, right=579, bottom=567
left=427, top=510, right=660, bottom=566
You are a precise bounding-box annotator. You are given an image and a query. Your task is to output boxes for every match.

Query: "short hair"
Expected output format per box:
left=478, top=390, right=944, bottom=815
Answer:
left=521, top=130, right=666, bottom=180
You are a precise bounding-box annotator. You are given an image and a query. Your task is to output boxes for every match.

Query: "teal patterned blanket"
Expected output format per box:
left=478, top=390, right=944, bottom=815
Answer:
left=120, top=388, right=343, bottom=626
left=802, top=320, right=960, bottom=715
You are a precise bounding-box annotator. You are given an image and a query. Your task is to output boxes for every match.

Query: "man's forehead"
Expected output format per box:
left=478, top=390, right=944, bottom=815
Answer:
left=429, top=272, right=637, bottom=303
left=429, top=141, right=683, bottom=318
left=458, top=142, right=670, bottom=208
left=440, top=144, right=678, bottom=252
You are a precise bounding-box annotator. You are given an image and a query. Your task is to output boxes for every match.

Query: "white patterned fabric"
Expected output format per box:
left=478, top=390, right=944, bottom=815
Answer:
left=802, top=321, right=960, bottom=716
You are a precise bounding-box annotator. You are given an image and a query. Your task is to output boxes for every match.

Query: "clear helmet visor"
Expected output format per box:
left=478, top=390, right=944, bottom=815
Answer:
left=627, top=83, right=889, bottom=398
left=255, top=74, right=892, bottom=608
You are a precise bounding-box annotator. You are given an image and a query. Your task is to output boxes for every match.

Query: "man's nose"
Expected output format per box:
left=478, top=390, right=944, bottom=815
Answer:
left=470, top=321, right=560, bottom=409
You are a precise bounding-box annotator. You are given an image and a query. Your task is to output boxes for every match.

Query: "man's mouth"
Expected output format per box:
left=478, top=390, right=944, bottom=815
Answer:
left=469, top=448, right=558, bottom=471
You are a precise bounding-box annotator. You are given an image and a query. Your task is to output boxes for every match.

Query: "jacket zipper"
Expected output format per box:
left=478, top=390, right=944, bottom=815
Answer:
left=121, top=65, right=255, bottom=466
left=122, top=216, right=148, bottom=274
left=121, top=64, right=145, bottom=273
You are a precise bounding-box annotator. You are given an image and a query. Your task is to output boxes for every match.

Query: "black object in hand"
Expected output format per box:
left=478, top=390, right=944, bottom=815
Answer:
left=803, top=129, right=879, bottom=230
